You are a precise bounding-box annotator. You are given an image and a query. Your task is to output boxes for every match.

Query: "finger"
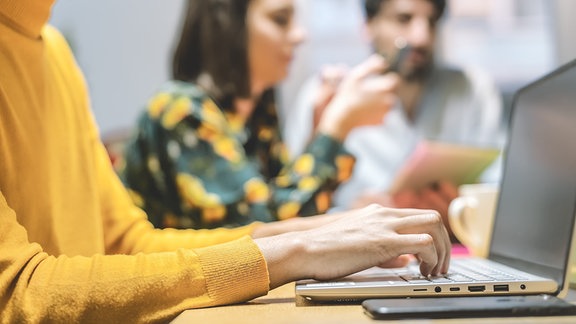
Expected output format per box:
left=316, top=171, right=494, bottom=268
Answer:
left=393, top=233, right=438, bottom=276
left=363, top=72, right=400, bottom=93
left=420, top=188, right=453, bottom=240
left=347, top=54, right=387, bottom=80
left=319, top=64, right=348, bottom=85
left=391, top=213, right=451, bottom=275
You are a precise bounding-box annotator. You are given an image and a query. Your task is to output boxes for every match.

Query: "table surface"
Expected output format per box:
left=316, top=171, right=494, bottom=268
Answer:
left=172, top=283, right=576, bottom=324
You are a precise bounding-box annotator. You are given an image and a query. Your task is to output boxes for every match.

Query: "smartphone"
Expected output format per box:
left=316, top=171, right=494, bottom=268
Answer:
left=362, top=295, right=576, bottom=320
left=382, top=37, right=411, bottom=74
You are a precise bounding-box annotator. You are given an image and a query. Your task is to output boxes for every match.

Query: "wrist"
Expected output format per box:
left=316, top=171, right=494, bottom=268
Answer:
left=254, top=232, right=309, bottom=289
left=316, top=104, right=351, bottom=141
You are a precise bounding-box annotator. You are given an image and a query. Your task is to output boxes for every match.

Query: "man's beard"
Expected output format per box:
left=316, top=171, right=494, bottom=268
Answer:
left=402, top=48, right=434, bottom=82
left=373, top=46, right=434, bottom=82
left=403, top=63, right=433, bottom=82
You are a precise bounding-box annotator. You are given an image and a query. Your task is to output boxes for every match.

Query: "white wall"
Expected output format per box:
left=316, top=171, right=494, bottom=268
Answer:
left=50, top=0, right=185, bottom=135
left=48, top=0, right=576, bottom=135
left=553, top=0, right=576, bottom=65
left=49, top=0, right=369, bottom=135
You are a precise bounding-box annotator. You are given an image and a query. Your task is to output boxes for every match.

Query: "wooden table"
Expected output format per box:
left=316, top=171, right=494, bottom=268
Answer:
left=172, top=283, right=576, bottom=324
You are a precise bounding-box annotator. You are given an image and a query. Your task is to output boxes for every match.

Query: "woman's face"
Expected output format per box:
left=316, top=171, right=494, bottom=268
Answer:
left=247, top=0, right=305, bottom=94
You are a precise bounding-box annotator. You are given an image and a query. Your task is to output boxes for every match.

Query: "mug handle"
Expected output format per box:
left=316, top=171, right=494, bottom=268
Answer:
left=448, top=196, right=478, bottom=252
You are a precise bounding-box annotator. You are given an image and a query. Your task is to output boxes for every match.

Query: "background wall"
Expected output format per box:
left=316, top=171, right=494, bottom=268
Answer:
left=49, top=0, right=576, bottom=136
left=50, top=0, right=185, bottom=136
left=553, top=0, right=576, bottom=66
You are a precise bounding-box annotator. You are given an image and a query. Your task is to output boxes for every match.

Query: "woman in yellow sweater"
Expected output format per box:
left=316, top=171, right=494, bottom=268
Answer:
left=0, top=0, right=450, bottom=322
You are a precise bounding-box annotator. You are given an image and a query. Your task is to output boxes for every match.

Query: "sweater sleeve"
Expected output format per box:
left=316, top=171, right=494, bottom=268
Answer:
left=271, top=133, right=355, bottom=218
left=0, top=191, right=269, bottom=323
left=90, top=120, right=262, bottom=253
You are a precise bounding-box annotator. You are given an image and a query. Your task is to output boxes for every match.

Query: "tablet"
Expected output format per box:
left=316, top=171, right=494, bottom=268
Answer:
left=388, top=140, right=500, bottom=194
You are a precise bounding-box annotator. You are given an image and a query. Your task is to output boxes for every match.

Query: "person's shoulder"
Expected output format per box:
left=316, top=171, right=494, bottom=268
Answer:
left=42, top=25, right=63, bottom=42
left=144, top=81, right=226, bottom=132
left=429, top=65, right=467, bottom=83
left=42, top=25, right=75, bottom=59
left=156, top=80, right=208, bottom=100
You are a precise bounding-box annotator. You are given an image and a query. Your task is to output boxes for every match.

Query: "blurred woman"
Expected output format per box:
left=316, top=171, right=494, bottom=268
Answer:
left=119, top=0, right=399, bottom=229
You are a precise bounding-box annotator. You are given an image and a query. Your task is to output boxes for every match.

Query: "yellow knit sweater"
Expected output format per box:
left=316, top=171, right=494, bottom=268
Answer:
left=0, top=1, right=269, bottom=322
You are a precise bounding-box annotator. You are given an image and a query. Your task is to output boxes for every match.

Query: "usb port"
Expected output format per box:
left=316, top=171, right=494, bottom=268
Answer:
left=468, top=285, right=486, bottom=292
left=449, top=287, right=460, bottom=292
left=494, top=284, right=509, bottom=292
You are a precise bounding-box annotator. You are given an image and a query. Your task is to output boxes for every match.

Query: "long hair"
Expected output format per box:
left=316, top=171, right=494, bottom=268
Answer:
left=172, top=0, right=252, bottom=107
left=172, top=0, right=279, bottom=157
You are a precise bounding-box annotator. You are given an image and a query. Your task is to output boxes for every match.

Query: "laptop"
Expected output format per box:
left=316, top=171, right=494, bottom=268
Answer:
left=295, top=59, right=576, bottom=303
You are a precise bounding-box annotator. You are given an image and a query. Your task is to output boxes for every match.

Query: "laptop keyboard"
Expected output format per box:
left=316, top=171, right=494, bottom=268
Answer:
left=400, top=259, right=528, bottom=283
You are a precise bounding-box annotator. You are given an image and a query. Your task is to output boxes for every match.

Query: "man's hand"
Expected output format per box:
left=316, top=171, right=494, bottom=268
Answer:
left=254, top=204, right=450, bottom=289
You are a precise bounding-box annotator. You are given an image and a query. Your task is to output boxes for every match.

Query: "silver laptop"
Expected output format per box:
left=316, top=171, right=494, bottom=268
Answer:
left=295, top=59, right=576, bottom=302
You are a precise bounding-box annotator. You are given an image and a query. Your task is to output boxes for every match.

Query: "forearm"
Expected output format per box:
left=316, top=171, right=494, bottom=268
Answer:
left=315, top=101, right=353, bottom=142
left=2, top=228, right=268, bottom=323
left=99, top=143, right=259, bottom=253
left=104, top=204, right=259, bottom=253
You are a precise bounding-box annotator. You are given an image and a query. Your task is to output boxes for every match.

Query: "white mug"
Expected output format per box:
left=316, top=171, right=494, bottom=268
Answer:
left=448, top=184, right=499, bottom=257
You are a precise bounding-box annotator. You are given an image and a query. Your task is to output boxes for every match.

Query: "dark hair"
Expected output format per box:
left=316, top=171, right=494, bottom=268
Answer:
left=172, top=0, right=252, bottom=104
left=363, top=0, right=446, bottom=21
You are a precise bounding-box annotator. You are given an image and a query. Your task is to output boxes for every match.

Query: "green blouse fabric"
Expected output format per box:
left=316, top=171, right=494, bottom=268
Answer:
left=117, top=81, right=355, bottom=229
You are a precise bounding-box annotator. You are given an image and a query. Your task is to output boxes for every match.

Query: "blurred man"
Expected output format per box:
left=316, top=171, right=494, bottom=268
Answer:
left=284, top=0, right=504, bottom=239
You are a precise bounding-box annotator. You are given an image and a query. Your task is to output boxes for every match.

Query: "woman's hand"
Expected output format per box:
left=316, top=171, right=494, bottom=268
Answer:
left=254, top=204, right=450, bottom=289
left=311, top=64, right=348, bottom=130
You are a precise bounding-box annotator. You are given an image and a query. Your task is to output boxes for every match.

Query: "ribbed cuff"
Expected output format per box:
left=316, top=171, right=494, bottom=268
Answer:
left=196, top=236, right=270, bottom=304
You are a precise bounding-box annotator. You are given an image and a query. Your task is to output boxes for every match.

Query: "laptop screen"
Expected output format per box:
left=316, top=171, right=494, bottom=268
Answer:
left=490, top=60, right=576, bottom=285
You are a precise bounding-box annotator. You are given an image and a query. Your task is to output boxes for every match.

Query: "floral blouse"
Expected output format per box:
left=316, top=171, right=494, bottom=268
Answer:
left=117, top=81, right=355, bottom=229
